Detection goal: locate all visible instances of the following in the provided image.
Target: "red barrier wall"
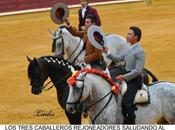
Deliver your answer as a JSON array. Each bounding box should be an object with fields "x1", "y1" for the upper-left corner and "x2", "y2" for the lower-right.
[{"x1": 0, "y1": 0, "x2": 117, "y2": 13}]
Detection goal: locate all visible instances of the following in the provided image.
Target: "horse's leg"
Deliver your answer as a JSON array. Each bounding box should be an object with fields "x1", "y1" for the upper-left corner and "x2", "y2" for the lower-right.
[
  {"x1": 163, "y1": 111, "x2": 175, "y2": 124},
  {"x1": 157, "y1": 117, "x2": 169, "y2": 124},
  {"x1": 65, "y1": 111, "x2": 82, "y2": 124}
]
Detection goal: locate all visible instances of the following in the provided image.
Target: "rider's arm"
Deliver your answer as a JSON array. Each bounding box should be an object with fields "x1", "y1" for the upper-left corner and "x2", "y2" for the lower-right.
[
  {"x1": 84, "y1": 48, "x2": 102, "y2": 64},
  {"x1": 65, "y1": 18, "x2": 84, "y2": 38},
  {"x1": 67, "y1": 25, "x2": 84, "y2": 38},
  {"x1": 106, "y1": 51, "x2": 125, "y2": 62},
  {"x1": 124, "y1": 49, "x2": 145, "y2": 81}
]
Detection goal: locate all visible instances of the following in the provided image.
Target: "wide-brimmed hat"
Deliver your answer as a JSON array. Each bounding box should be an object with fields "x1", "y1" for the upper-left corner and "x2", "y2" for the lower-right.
[
  {"x1": 50, "y1": 2, "x2": 69, "y2": 24},
  {"x1": 87, "y1": 25, "x2": 107, "y2": 49}
]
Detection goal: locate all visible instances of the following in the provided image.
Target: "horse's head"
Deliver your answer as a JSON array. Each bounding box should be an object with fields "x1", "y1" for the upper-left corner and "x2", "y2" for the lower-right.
[
  {"x1": 49, "y1": 26, "x2": 69, "y2": 57},
  {"x1": 66, "y1": 72, "x2": 89, "y2": 113},
  {"x1": 27, "y1": 56, "x2": 48, "y2": 95}
]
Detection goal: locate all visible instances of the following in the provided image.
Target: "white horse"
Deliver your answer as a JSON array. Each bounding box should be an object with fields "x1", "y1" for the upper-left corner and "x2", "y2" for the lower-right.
[
  {"x1": 66, "y1": 71, "x2": 175, "y2": 124},
  {"x1": 49, "y1": 26, "x2": 129, "y2": 66},
  {"x1": 49, "y1": 26, "x2": 159, "y2": 85}
]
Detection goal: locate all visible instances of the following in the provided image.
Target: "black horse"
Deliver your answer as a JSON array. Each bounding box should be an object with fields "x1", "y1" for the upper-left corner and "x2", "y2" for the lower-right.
[
  {"x1": 27, "y1": 55, "x2": 158, "y2": 124},
  {"x1": 27, "y1": 56, "x2": 82, "y2": 124}
]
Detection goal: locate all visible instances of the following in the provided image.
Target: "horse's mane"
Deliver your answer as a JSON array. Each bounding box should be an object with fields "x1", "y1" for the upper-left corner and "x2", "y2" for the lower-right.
[
  {"x1": 27, "y1": 56, "x2": 80, "y2": 80},
  {"x1": 40, "y1": 56, "x2": 80, "y2": 70},
  {"x1": 59, "y1": 25, "x2": 67, "y2": 29},
  {"x1": 27, "y1": 59, "x2": 37, "y2": 80}
]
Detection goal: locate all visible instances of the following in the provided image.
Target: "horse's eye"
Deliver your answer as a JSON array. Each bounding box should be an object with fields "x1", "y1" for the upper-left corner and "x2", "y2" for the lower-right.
[{"x1": 58, "y1": 42, "x2": 62, "y2": 46}]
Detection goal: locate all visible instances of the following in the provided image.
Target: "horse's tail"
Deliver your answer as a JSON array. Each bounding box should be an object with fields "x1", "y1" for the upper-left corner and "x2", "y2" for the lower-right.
[{"x1": 144, "y1": 68, "x2": 158, "y2": 82}]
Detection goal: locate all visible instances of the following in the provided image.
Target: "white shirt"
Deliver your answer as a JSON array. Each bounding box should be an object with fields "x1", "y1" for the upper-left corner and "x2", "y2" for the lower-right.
[
  {"x1": 130, "y1": 42, "x2": 139, "y2": 50},
  {"x1": 81, "y1": 6, "x2": 87, "y2": 18}
]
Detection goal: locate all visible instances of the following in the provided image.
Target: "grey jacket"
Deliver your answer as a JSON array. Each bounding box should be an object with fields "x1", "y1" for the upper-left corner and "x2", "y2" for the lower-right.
[{"x1": 107, "y1": 43, "x2": 145, "y2": 81}]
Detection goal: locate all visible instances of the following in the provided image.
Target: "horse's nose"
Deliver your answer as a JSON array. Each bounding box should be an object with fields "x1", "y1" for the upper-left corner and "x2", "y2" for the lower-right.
[
  {"x1": 31, "y1": 86, "x2": 42, "y2": 95},
  {"x1": 66, "y1": 104, "x2": 76, "y2": 113}
]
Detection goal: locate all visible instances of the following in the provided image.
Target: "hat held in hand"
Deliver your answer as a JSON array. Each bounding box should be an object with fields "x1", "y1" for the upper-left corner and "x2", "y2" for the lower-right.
[
  {"x1": 87, "y1": 25, "x2": 107, "y2": 49},
  {"x1": 50, "y1": 2, "x2": 69, "y2": 24}
]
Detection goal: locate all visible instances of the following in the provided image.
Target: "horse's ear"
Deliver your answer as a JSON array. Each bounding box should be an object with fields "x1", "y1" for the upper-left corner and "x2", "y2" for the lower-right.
[
  {"x1": 60, "y1": 29, "x2": 63, "y2": 34},
  {"x1": 76, "y1": 72, "x2": 86, "y2": 88},
  {"x1": 26, "y1": 56, "x2": 32, "y2": 62},
  {"x1": 48, "y1": 29, "x2": 55, "y2": 38},
  {"x1": 34, "y1": 57, "x2": 38, "y2": 65}
]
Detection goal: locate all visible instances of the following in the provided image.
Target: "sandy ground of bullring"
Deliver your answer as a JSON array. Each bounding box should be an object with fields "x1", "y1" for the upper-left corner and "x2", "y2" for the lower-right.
[{"x1": 0, "y1": 0, "x2": 175, "y2": 124}]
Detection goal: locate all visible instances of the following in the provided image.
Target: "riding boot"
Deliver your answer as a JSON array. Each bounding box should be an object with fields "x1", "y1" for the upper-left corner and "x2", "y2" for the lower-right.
[
  {"x1": 127, "y1": 106, "x2": 136, "y2": 124},
  {"x1": 123, "y1": 115, "x2": 135, "y2": 124},
  {"x1": 127, "y1": 118, "x2": 135, "y2": 124},
  {"x1": 123, "y1": 118, "x2": 128, "y2": 124},
  {"x1": 123, "y1": 105, "x2": 136, "y2": 124}
]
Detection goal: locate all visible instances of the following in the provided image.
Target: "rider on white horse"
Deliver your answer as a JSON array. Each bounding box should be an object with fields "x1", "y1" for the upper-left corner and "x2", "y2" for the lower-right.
[
  {"x1": 64, "y1": 14, "x2": 106, "y2": 70},
  {"x1": 104, "y1": 26, "x2": 145, "y2": 124}
]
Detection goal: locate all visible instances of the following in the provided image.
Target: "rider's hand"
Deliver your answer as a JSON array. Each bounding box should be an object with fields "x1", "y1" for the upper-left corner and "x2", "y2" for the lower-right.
[
  {"x1": 103, "y1": 47, "x2": 108, "y2": 54},
  {"x1": 64, "y1": 18, "x2": 70, "y2": 26},
  {"x1": 78, "y1": 59, "x2": 84, "y2": 64},
  {"x1": 116, "y1": 75, "x2": 125, "y2": 81},
  {"x1": 80, "y1": 26, "x2": 86, "y2": 31}
]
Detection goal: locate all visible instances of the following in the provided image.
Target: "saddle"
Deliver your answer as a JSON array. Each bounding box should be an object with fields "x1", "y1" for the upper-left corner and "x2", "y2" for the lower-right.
[{"x1": 119, "y1": 81, "x2": 150, "y2": 104}]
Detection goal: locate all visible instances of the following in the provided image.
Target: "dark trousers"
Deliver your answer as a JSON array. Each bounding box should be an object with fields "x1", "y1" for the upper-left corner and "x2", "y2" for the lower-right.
[
  {"x1": 90, "y1": 59, "x2": 106, "y2": 71},
  {"x1": 121, "y1": 75, "x2": 142, "y2": 124}
]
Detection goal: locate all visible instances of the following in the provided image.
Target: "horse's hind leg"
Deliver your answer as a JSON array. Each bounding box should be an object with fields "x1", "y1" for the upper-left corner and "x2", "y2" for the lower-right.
[
  {"x1": 157, "y1": 117, "x2": 169, "y2": 124},
  {"x1": 164, "y1": 112, "x2": 175, "y2": 124},
  {"x1": 65, "y1": 111, "x2": 82, "y2": 124}
]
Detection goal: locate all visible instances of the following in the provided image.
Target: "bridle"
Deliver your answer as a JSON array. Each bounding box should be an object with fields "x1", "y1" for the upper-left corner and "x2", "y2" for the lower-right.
[
  {"x1": 36, "y1": 58, "x2": 71, "y2": 92},
  {"x1": 50, "y1": 28, "x2": 83, "y2": 91},
  {"x1": 66, "y1": 73, "x2": 114, "y2": 124},
  {"x1": 66, "y1": 76, "x2": 86, "y2": 111},
  {"x1": 53, "y1": 33, "x2": 65, "y2": 58},
  {"x1": 54, "y1": 28, "x2": 84, "y2": 64},
  {"x1": 42, "y1": 72, "x2": 71, "y2": 91}
]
